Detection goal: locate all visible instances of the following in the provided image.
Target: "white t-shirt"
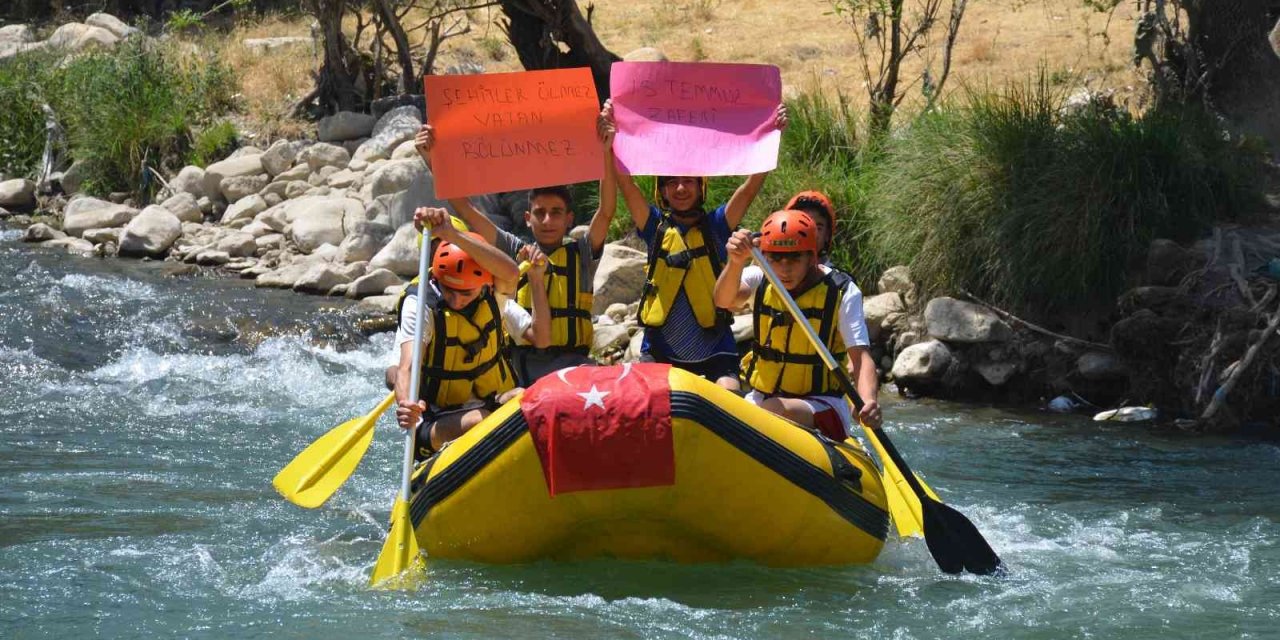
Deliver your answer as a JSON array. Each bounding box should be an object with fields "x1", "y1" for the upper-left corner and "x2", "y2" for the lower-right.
[
  {"x1": 740, "y1": 265, "x2": 870, "y2": 349},
  {"x1": 394, "y1": 287, "x2": 533, "y2": 351}
]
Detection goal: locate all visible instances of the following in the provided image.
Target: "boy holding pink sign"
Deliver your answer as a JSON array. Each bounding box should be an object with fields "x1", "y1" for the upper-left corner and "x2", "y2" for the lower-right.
[{"x1": 600, "y1": 98, "x2": 788, "y2": 390}]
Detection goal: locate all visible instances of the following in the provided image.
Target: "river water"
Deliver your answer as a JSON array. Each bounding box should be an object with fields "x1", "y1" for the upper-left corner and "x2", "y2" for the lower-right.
[{"x1": 2, "y1": 227, "x2": 1278, "y2": 639}]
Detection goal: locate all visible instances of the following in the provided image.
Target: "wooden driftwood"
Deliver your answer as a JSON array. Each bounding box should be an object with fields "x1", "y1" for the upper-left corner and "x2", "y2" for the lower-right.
[
  {"x1": 960, "y1": 291, "x2": 1113, "y2": 352},
  {"x1": 1199, "y1": 298, "x2": 1280, "y2": 424}
]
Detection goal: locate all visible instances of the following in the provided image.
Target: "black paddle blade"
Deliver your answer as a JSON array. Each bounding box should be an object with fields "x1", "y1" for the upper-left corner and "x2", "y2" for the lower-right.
[{"x1": 922, "y1": 499, "x2": 1005, "y2": 576}]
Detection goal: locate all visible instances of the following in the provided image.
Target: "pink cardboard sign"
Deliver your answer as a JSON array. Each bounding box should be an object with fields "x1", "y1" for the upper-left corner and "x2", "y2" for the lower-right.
[{"x1": 610, "y1": 61, "x2": 782, "y2": 176}]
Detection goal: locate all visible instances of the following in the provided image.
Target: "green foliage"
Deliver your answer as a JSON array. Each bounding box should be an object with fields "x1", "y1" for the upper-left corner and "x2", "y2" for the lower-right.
[
  {"x1": 166, "y1": 9, "x2": 206, "y2": 33},
  {"x1": 191, "y1": 121, "x2": 240, "y2": 167},
  {"x1": 0, "y1": 53, "x2": 57, "y2": 180},
  {"x1": 478, "y1": 36, "x2": 507, "y2": 62},
  {"x1": 862, "y1": 75, "x2": 1262, "y2": 315},
  {"x1": 0, "y1": 39, "x2": 236, "y2": 196}
]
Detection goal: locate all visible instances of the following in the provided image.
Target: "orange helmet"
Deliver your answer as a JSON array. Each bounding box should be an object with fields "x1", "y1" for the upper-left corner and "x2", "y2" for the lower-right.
[
  {"x1": 431, "y1": 232, "x2": 493, "y2": 290},
  {"x1": 785, "y1": 190, "x2": 836, "y2": 240},
  {"x1": 759, "y1": 210, "x2": 818, "y2": 257}
]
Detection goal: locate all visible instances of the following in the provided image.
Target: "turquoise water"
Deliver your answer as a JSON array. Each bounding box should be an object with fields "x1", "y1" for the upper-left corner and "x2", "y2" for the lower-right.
[{"x1": 2, "y1": 228, "x2": 1278, "y2": 638}]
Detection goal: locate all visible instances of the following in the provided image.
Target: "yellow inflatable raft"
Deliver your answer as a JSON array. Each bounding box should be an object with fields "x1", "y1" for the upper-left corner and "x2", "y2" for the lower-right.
[{"x1": 406, "y1": 363, "x2": 889, "y2": 566}]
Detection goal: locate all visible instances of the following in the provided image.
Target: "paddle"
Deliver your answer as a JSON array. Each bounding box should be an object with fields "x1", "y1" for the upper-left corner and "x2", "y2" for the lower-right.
[
  {"x1": 273, "y1": 392, "x2": 396, "y2": 509},
  {"x1": 749, "y1": 243, "x2": 1004, "y2": 576},
  {"x1": 369, "y1": 222, "x2": 433, "y2": 588}
]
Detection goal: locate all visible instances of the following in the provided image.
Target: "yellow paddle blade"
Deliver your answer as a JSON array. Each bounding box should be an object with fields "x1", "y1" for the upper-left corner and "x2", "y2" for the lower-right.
[
  {"x1": 273, "y1": 392, "x2": 396, "y2": 509},
  {"x1": 369, "y1": 496, "x2": 425, "y2": 589},
  {"x1": 863, "y1": 422, "x2": 940, "y2": 538}
]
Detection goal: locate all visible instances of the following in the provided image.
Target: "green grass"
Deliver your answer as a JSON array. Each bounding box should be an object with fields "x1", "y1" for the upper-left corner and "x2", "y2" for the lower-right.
[
  {"x1": 0, "y1": 52, "x2": 59, "y2": 180},
  {"x1": 862, "y1": 75, "x2": 1262, "y2": 315},
  {"x1": 0, "y1": 39, "x2": 236, "y2": 196}
]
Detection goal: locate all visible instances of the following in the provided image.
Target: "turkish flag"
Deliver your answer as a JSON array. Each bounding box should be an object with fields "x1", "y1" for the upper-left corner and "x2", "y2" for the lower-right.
[{"x1": 521, "y1": 363, "x2": 675, "y2": 496}]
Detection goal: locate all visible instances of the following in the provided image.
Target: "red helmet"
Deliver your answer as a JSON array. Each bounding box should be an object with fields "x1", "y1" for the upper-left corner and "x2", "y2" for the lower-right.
[
  {"x1": 785, "y1": 190, "x2": 836, "y2": 239},
  {"x1": 760, "y1": 210, "x2": 818, "y2": 257},
  {"x1": 431, "y1": 232, "x2": 493, "y2": 290}
]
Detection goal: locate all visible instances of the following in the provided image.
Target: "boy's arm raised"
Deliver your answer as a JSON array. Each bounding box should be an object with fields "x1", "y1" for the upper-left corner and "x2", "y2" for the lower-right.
[
  {"x1": 418, "y1": 207, "x2": 519, "y2": 286},
  {"x1": 724, "y1": 104, "x2": 788, "y2": 228},
  {"x1": 601, "y1": 100, "x2": 651, "y2": 231},
  {"x1": 587, "y1": 118, "x2": 619, "y2": 255}
]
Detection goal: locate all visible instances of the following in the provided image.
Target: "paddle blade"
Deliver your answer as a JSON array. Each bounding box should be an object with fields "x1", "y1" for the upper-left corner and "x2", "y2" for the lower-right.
[
  {"x1": 922, "y1": 499, "x2": 1005, "y2": 576},
  {"x1": 863, "y1": 422, "x2": 940, "y2": 538},
  {"x1": 273, "y1": 392, "x2": 395, "y2": 509},
  {"x1": 369, "y1": 496, "x2": 425, "y2": 588}
]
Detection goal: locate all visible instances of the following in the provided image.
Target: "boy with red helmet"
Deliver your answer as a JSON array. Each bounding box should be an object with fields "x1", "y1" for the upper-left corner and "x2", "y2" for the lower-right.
[
  {"x1": 713, "y1": 210, "x2": 881, "y2": 440},
  {"x1": 392, "y1": 207, "x2": 550, "y2": 459},
  {"x1": 600, "y1": 99, "x2": 788, "y2": 390}
]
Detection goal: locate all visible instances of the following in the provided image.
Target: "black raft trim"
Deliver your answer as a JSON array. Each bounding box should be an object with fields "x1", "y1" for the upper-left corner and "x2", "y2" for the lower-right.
[
  {"x1": 669, "y1": 392, "x2": 889, "y2": 542},
  {"x1": 406, "y1": 393, "x2": 889, "y2": 542}
]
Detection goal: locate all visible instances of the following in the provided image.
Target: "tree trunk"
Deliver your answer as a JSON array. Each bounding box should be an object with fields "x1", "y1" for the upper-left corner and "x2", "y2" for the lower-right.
[
  {"x1": 299, "y1": 0, "x2": 365, "y2": 116},
  {"x1": 372, "y1": 0, "x2": 416, "y2": 94},
  {"x1": 499, "y1": 0, "x2": 620, "y2": 101}
]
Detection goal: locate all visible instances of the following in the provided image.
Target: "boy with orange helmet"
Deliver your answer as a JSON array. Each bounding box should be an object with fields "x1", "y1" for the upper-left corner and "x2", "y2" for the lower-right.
[
  {"x1": 785, "y1": 190, "x2": 837, "y2": 263},
  {"x1": 713, "y1": 209, "x2": 881, "y2": 440},
  {"x1": 600, "y1": 99, "x2": 788, "y2": 390},
  {"x1": 392, "y1": 207, "x2": 550, "y2": 459}
]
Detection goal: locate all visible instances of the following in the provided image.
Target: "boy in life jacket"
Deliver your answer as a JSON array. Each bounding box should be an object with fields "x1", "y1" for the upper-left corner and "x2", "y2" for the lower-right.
[
  {"x1": 712, "y1": 210, "x2": 882, "y2": 440},
  {"x1": 600, "y1": 100, "x2": 788, "y2": 390},
  {"x1": 411, "y1": 121, "x2": 616, "y2": 385},
  {"x1": 785, "y1": 190, "x2": 837, "y2": 265},
  {"x1": 393, "y1": 207, "x2": 551, "y2": 459}
]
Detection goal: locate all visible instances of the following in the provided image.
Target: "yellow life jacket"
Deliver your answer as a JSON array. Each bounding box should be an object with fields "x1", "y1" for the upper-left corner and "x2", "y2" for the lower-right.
[
  {"x1": 743, "y1": 270, "x2": 853, "y2": 397},
  {"x1": 396, "y1": 280, "x2": 515, "y2": 410},
  {"x1": 638, "y1": 214, "x2": 727, "y2": 330},
  {"x1": 514, "y1": 240, "x2": 593, "y2": 353}
]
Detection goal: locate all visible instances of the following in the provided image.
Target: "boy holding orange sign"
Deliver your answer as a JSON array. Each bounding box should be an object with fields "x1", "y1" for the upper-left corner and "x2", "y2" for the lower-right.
[{"x1": 414, "y1": 118, "x2": 617, "y2": 386}]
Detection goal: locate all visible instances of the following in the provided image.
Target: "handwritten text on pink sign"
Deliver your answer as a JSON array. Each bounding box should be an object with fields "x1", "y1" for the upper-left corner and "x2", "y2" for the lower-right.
[{"x1": 610, "y1": 62, "x2": 782, "y2": 176}]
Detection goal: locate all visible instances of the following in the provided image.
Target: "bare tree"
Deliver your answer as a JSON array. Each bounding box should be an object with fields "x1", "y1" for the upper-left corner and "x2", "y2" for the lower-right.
[
  {"x1": 829, "y1": 0, "x2": 969, "y2": 136},
  {"x1": 497, "y1": 0, "x2": 620, "y2": 101}
]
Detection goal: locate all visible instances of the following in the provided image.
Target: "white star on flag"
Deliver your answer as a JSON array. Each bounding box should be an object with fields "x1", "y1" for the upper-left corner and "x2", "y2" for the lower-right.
[{"x1": 577, "y1": 384, "x2": 610, "y2": 411}]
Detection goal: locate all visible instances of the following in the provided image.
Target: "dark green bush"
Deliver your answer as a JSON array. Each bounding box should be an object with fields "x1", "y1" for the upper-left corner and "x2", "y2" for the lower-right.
[
  {"x1": 190, "y1": 121, "x2": 240, "y2": 167},
  {"x1": 0, "y1": 53, "x2": 57, "y2": 179}
]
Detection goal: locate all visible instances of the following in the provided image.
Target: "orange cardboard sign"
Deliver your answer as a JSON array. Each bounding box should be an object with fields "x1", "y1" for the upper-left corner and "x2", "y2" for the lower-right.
[{"x1": 425, "y1": 68, "x2": 603, "y2": 199}]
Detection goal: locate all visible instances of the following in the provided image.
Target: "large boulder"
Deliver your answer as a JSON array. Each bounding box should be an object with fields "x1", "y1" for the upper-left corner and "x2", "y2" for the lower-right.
[
  {"x1": 352, "y1": 106, "x2": 422, "y2": 163},
  {"x1": 159, "y1": 192, "x2": 202, "y2": 223},
  {"x1": 260, "y1": 139, "x2": 304, "y2": 177},
  {"x1": 60, "y1": 160, "x2": 86, "y2": 195},
  {"x1": 203, "y1": 155, "x2": 265, "y2": 203},
  {"x1": 215, "y1": 231, "x2": 257, "y2": 258},
  {"x1": 346, "y1": 268, "x2": 402, "y2": 299},
  {"x1": 591, "y1": 243, "x2": 648, "y2": 314},
  {"x1": 169, "y1": 165, "x2": 205, "y2": 199},
  {"x1": 1145, "y1": 238, "x2": 1195, "y2": 286},
  {"x1": 877, "y1": 265, "x2": 917, "y2": 304},
  {"x1": 891, "y1": 339, "x2": 953, "y2": 386},
  {"x1": 220, "y1": 174, "x2": 269, "y2": 204},
  {"x1": 47, "y1": 23, "x2": 119, "y2": 52},
  {"x1": 1077, "y1": 351, "x2": 1127, "y2": 381},
  {"x1": 369, "y1": 158, "x2": 427, "y2": 200},
  {"x1": 0, "y1": 25, "x2": 36, "y2": 46},
  {"x1": 924, "y1": 297, "x2": 1012, "y2": 343},
  {"x1": 0, "y1": 179, "x2": 36, "y2": 209},
  {"x1": 118, "y1": 205, "x2": 182, "y2": 257},
  {"x1": 318, "y1": 111, "x2": 378, "y2": 142},
  {"x1": 285, "y1": 196, "x2": 360, "y2": 253},
  {"x1": 293, "y1": 263, "x2": 353, "y2": 294},
  {"x1": 221, "y1": 194, "x2": 268, "y2": 224},
  {"x1": 863, "y1": 292, "x2": 906, "y2": 342},
  {"x1": 255, "y1": 261, "x2": 315, "y2": 289},
  {"x1": 300, "y1": 143, "x2": 350, "y2": 172},
  {"x1": 23, "y1": 223, "x2": 65, "y2": 243},
  {"x1": 63, "y1": 197, "x2": 137, "y2": 237},
  {"x1": 85, "y1": 13, "x2": 139, "y2": 39},
  {"x1": 368, "y1": 223, "x2": 420, "y2": 277},
  {"x1": 337, "y1": 222, "x2": 391, "y2": 263}
]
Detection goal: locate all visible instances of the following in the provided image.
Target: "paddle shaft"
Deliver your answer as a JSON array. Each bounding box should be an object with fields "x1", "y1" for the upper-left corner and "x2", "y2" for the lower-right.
[
  {"x1": 747, "y1": 246, "x2": 932, "y2": 502},
  {"x1": 400, "y1": 223, "x2": 433, "y2": 502}
]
